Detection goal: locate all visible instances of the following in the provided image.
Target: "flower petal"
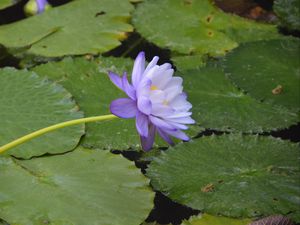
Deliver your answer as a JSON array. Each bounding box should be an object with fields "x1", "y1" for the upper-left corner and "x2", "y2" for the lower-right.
[
  {"x1": 132, "y1": 52, "x2": 145, "y2": 88},
  {"x1": 152, "y1": 68, "x2": 174, "y2": 90},
  {"x1": 166, "y1": 121, "x2": 189, "y2": 130},
  {"x1": 164, "y1": 129, "x2": 190, "y2": 141},
  {"x1": 108, "y1": 71, "x2": 123, "y2": 90},
  {"x1": 110, "y1": 98, "x2": 137, "y2": 118},
  {"x1": 169, "y1": 93, "x2": 192, "y2": 111},
  {"x1": 36, "y1": 0, "x2": 48, "y2": 13},
  {"x1": 122, "y1": 72, "x2": 136, "y2": 100},
  {"x1": 149, "y1": 90, "x2": 166, "y2": 104},
  {"x1": 164, "y1": 77, "x2": 183, "y2": 101},
  {"x1": 137, "y1": 78, "x2": 151, "y2": 97},
  {"x1": 137, "y1": 96, "x2": 152, "y2": 115},
  {"x1": 144, "y1": 56, "x2": 159, "y2": 75},
  {"x1": 151, "y1": 104, "x2": 174, "y2": 117},
  {"x1": 157, "y1": 128, "x2": 174, "y2": 145},
  {"x1": 164, "y1": 111, "x2": 192, "y2": 119},
  {"x1": 166, "y1": 116, "x2": 195, "y2": 124},
  {"x1": 140, "y1": 124, "x2": 156, "y2": 151},
  {"x1": 136, "y1": 111, "x2": 149, "y2": 137},
  {"x1": 149, "y1": 115, "x2": 175, "y2": 131}
]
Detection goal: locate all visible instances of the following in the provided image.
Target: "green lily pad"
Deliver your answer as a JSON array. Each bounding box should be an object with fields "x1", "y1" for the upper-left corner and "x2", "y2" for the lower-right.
[
  {"x1": 274, "y1": 0, "x2": 300, "y2": 31},
  {"x1": 0, "y1": 0, "x2": 133, "y2": 57},
  {"x1": 172, "y1": 55, "x2": 206, "y2": 72},
  {"x1": 33, "y1": 57, "x2": 179, "y2": 150},
  {"x1": 178, "y1": 65, "x2": 298, "y2": 132},
  {"x1": 0, "y1": 0, "x2": 18, "y2": 10},
  {"x1": 181, "y1": 214, "x2": 251, "y2": 225},
  {"x1": 147, "y1": 135, "x2": 300, "y2": 221},
  {"x1": 133, "y1": 0, "x2": 280, "y2": 56},
  {"x1": 0, "y1": 147, "x2": 154, "y2": 225},
  {"x1": 223, "y1": 39, "x2": 300, "y2": 112},
  {"x1": 0, "y1": 68, "x2": 84, "y2": 159},
  {"x1": 0, "y1": 0, "x2": 11, "y2": 9}
]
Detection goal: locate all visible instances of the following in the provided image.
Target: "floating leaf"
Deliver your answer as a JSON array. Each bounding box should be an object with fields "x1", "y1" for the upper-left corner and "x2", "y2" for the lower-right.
[
  {"x1": 0, "y1": 0, "x2": 17, "y2": 10},
  {"x1": 0, "y1": 147, "x2": 154, "y2": 225},
  {"x1": 147, "y1": 135, "x2": 300, "y2": 221},
  {"x1": 177, "y1": 65, "x2": 298, "y2": 132},
  {"x1": 32, "y1": 57, "x2": 174, "y2": 150},
  {"x1": 0, "y1": 68, "x2": 84, "y2": 158},
  {"x1": 181, "y1": 214, "x2": 251, "y2": 225},
  {"x1": 0, "y1": 0, "x2": 133, "y2": 57},
  {"x1": 133, "y1": 0, "x2": 280, "y2": 56},
  {"x1": 223, "y1": 39, "x2": 300, "y2": 112},
  {"x1": 172, "y1": 55, "x2": 206, "y2": 72},
  {"x1": 274, "y1": 0, "x2": 300, "y2": 31}
]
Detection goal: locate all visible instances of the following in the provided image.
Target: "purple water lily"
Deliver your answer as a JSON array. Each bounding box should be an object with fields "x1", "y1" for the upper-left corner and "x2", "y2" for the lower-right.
[
  {"x1": 108, "y1": 52, "x2": 195, "y2": 151},
  {"x1": 36, "y1": 0, "x2": 48, "y2": 13}
]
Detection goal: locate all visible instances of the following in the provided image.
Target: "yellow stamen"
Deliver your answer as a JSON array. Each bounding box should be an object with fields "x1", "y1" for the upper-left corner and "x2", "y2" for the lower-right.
[
  {"x1": 163, "y1": 100, "x2": 169, "y2": 105},
  {"x1": 150, "y1": 85, "x2": 158, "y2": 90}
]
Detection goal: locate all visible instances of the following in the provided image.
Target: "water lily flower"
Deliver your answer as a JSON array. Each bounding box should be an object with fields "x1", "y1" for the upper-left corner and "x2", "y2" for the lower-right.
[
  {"x1": 24, "y1": 0, "x2": 51, "y2": 16},
  {"x1": 108, "y1": 52, "x2": 195, "y2": 151},
  {"x1": 36, "y1": 0, "x2": 49, "y2": 13}
]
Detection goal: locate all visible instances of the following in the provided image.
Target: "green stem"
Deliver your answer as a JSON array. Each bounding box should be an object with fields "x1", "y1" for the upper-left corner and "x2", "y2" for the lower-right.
[{"x1": 0, "y1": 114, "x2": 118, "y2": 154}]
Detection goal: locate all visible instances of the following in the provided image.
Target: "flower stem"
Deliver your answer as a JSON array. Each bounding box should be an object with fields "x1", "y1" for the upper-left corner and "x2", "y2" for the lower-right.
[{"x1": 0, "y1": 114, "x2": 118, "y2": 154}]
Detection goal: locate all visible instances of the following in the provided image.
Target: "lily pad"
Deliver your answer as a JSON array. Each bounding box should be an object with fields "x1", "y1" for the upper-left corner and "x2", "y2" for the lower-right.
[
  {"x1": 172, "y1": 55, "x2": 206, "y2": 72},
  {"x1": 33, "y1": 57, "x2": 175, "y2": 150},
  {"x1": 274, "y1": 0, "x2": 300, "y2": 31},
  {"x1": 133, "y1": 0, "x2": 280, "y2": 56},
  {"x1": 0, "y1": 0, "x2": 18, "y2": 10},
  {"x1": 0, "y1": 68, "x2": 84, "y2": 158},
  {"x1": 223, "y1": 39, "x2": 300, "y2": 112},
  {"x1": 0, "y1": 0, "x2": 133, "y2": 57},
  {"x1": 147, "y1": 135, "x2": 300, "y2": 221},
  {"x1": 0, "y1": 147, "x2": 154, "y2": 225},
  {"x1": 178, "y1": 65, "x2": 298, "y2": 132},
  {"x1": 181, "y1": 214, "x2": 251, "y2": 225}
]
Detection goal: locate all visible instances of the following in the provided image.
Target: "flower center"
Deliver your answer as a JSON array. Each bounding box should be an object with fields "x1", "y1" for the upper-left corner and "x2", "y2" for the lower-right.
[{"x1": 150, "y1": 85, "x2": 158, "y2": 91}]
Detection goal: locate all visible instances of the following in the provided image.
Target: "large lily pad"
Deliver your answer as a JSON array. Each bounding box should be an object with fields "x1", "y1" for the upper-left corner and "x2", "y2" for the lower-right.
[
  {"x1": 0, "y1": 0, "x2": 133, "y2": 57},
  {"x1": 0, "y1": 0, "x2": 15, "y2": 10},
  {"x1": 274, "y1": 0, "x2": 300, "y2": 31},
  {"x1": 181, "y1": 214, "x2": 251, "y2": 225},
  {"x1": 177, "y1": 65, "x2": 298, "y2": 132},
  {"x1": 32, "y1": 57, "x2": 172, "y2": 150},
  {"x1": 0, "y1": 148, "x2": 154, "y2": 225},
  {"x1": 223, "y1": 39, "x2": 300, "y2": 112},
  {"x1": 133, "y1": 0, "x2": 280, "y2": 56},
  {"x1": 0, "y1": 68, "x2": 84, "y2": 158},
  {"x1": 147, "y1": 135, "x2": 300, "y2": 221}
]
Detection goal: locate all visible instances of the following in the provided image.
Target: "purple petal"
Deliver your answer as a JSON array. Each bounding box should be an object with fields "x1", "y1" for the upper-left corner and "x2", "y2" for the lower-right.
[
  {"x1": 137, "y1": 77, "x2": 151, "y2": 97},
  {"x1": 108, "y1": 71, "x2": 123, "y2": 90},
  {"x1": 164, "y1": 112, "x2": 192, "y2": 119},
  {"x1": 110, "y1": 98, "x2": 137, "y2": 118},
  {"x1": 166, "y1": 116, "x2": 195, "y2": 124},
  {"x1": 136, "y1": 111, "x2": 149, "y2": 137},
  {"x1": 166, "y1": 121, "x2": 188, "y2": 130},
  {"x1": 144, "y1": 56, "x2": 159, "y2": 74},
  {"x1": 151, "y1": 104, "x2": 175, "y2": 117},
  {"x1": 132, "y1": 52, "x2": 145, "y2": 88},
  {"x1": 140, "y1": 124, "x2": 156, "y2": 151},
  {"x1": 157, "y1": 128, "x2": 174, "y2": 145},
  {"x1": 36, "y1": 0, "x2": 48, "y2": 13},
  {"x1": 137, "y1": 96, "x2": 152, "y2": 115},
  {"x1": 122, "y1": 72, "x2": 136, "y2": 100},
  {"x1": 149, "y1": 116, "x2": 175, "y2": 131},
  {"x1": 164, "y1": 129, "x2": 189, "y2": 141}
]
